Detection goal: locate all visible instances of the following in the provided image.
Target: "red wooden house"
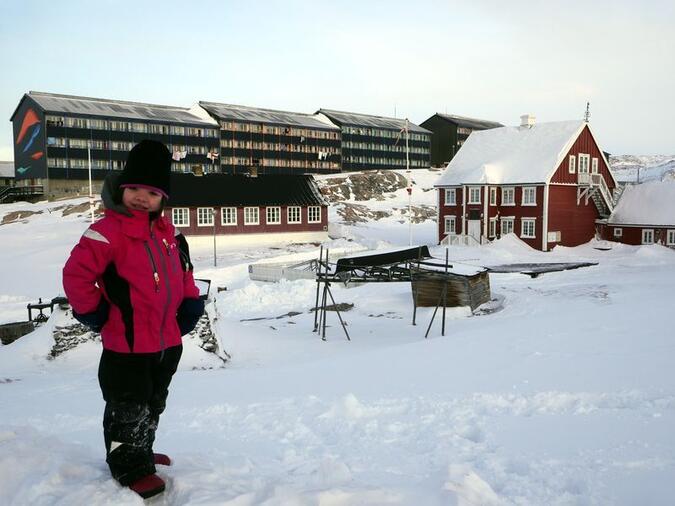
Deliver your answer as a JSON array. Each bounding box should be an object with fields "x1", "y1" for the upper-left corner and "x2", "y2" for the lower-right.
[
  {"x1": 434, "y1": 115, "x2": 619, "y2": 251},
  {"x1": 598, "y1": 181, "x2": 675, "y2": 247},
  {"x1": 164, "y1": 173, "x2": 328, "y2": 244}
]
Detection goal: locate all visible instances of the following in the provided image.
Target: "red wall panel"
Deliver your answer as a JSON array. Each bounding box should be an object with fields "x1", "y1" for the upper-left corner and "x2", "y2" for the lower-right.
[{"x1": 547, "y1": 186, "x2": 599, "y2": 248}]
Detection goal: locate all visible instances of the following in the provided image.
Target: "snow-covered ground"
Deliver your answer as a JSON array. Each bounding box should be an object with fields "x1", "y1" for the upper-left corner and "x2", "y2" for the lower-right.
[{"x1": 2, "y1": 169, "x2": 675, "y2": 505}]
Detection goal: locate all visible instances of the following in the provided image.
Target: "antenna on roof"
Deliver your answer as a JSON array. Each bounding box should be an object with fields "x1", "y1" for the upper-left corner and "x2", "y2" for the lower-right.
[{"x1": 584, "y1": 102, "x2": 590, "y2": 123}]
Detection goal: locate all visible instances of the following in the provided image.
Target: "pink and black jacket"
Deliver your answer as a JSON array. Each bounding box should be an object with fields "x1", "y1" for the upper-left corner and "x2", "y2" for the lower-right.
[{"x1": 63, "y1": 175, "x2": 203, "y2": 354}]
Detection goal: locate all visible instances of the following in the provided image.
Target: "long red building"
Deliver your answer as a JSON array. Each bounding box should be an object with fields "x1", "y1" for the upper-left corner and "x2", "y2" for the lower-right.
[{"x1": 434, "y1": 115, "x2": 619, "y2": 251}]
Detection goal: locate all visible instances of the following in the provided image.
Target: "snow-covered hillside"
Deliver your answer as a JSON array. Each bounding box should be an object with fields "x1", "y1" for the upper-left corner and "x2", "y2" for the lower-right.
[
  {"x1": 609, "y1": 155, "x2": 675, "y2": 183},
  {"x1": 1, "y1": 169, "x2": 675, "y2": 505}
]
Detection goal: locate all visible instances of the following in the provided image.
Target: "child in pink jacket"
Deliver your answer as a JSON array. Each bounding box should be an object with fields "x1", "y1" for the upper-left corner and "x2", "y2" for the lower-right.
[{"x1": 63, "y1": 140, "x2": 204, "y2": 499}]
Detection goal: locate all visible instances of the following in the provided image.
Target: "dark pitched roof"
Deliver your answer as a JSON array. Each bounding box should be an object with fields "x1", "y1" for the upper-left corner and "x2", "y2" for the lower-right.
[
  {"x1": 318, "y1": 109, "x2": 431, "y2": 134},
  {"x1": 11, "y1": 91, "x2": 218, "y2": 126},
  {"x1": 168, "y1": 173, "x2": 327, "y2": 207},
  {"x1": 432, "y1": 113, "x2": 503, "y2": 130},
  {"x1": 199, "y1": 101, "x2": 339, "y2": 130}
]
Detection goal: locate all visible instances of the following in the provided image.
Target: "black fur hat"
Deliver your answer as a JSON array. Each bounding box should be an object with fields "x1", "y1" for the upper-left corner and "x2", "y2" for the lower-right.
[{"x1": 119, "y1": 140, "x2": 172, "y2": 198}]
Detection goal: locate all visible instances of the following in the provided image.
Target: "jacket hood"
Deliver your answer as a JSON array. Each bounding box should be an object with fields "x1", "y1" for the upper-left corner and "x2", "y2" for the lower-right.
[{"x1": 101, "y1": 173, "x2": 132, "y2": 216}]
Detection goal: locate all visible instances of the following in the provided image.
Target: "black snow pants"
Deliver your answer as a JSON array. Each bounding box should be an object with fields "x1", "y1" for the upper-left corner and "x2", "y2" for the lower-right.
[{"x1": 98, "y1": 344, "x2": 182, "y2": 485}]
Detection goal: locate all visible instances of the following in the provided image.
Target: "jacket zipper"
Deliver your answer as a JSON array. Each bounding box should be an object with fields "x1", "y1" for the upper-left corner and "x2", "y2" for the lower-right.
[
  {"x1": 152, "y1": 233, "x2": 172, "y2": 357},
  {"x1": 143, "y1": 242, "x2": 160, "y2": 292}
]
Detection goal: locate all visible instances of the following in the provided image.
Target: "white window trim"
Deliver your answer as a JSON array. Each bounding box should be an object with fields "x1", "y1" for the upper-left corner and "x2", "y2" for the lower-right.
[
  {"x1": 642, "y1": 229, "x2": 654, "y2": 245},
  {"x1": 244, "y1": 207, "x2": 260, "y2": 225},
  {"x1": 444, "y1": 188, "x2": 456, "y2": 206},
  {"x1": 667, "y1": 230, "x2": 675, "y2": 245},
  {"x1": 521, "y1": 187, "x2": 537, "y2": 206},
  {"x1": 468, "y1": 186, "x2": 481, "y2": 204},
  {"x1": 220, "y1": 207, "x2": 237, "y2": 226},
  {"x1": 266, "y1": 206, "x2": 281, "y2": 225},
  {"x1": 197, "y1": 207, "x2": 214, "y2": 227},
  {"x1": 444, "y1": 215, "x2": 456, "y2": 235},
  {"x1": 569, "y1": 155, "x2": 576, "y2": 174},
  {"x1": 171, "y1": 208, "x2": 190, "y2": 227},
  {"x1": 308, "y1": 206, "x2": 321, "y2": 224},
  {"x1": 578, "y1": 154, "x2": 590, "y2": 174},
  {"x1": 489, "y1": 217, "x2": 497, "y2": 238},
  {"x1": 500, "y1": 216, "x2": 515, "y2": 235},
  {"x1": 520, "y1": 218, "x2": 537, "y2": 239},
  {"x1": 613, "y1": 227, "x2": 623, "y2": 238},
  {"x1": 287, "y1": 206, "x2": 302, "y2": 224},
  {"x1": 501, "y1": 187, "x2": 515, "y2": 206},
  {"x1": 591, "y1": 157, "x2": 599, "y2": 174},
  {"x1": 489, "y1": 187, "x2": 497, "y2": 206}
]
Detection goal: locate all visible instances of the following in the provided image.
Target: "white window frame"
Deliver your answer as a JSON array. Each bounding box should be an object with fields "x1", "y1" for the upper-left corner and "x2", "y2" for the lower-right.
[
  {"x1": 220, "y1": 207, "x2": 237, "y2": 226},
  {"x1": 521, "y1": 218, "x2": 536, "y2": 239},
  {"x1": 578, "y1": 154, "x2": 590, "y2": 174},
  {"x1": 266, "y1": 206, "x2": 281, "y2": 225},
  {"x1": 642, "y1": 229, "x2": 654, "y2": 245},
  {"x1": 444, "y1": 215, "x2": 456, "y2": 235},
  {"x1": 569, "y1": 155, "x2": 576, "y2": 174},
  {"x1": 197, "y1": 207, "x2": 214, "y2": 227},
  {"x1": 489, "y1": 187, "x2": 497, "y2": 206},
  {"x1": 444, "y1": 188, "x2": 456, "y2": 206},
  {"x1": 171, "y1": 208, "x2": 189, "y2": 227},
  {"x1": 667, "y1": 230, "x2": 675, "y2": 245},
  {"x1": 613, "y1": 227, "x2": 623, "y2": 238},
  {"x1": 501, "y1": 217, "x2": 515, "y2": 235},
  {"x1": 591, "y1": 157, "x2": 599, "y2": 174},
  {"x1": 308, "y1": 206, "x2": 321, "y2": 223},
  {"x1": 287, "y1": 206, "x2": 302, "y2": 224},
  {"x1": 489, "y1": 217, "x2": 497, "y2": 238},
  {"x1": 244, "y1": 207, "x2": 260, "y2": 225},
  {"x1": 501, "y1": 187, "x2": 515, "y2": 206},
  {"x1": 522, "y1": 187, "x2": 537, "y2": 206},
  {"x1": 468, "y1": 186, "x2": 481, "y2": 204}
]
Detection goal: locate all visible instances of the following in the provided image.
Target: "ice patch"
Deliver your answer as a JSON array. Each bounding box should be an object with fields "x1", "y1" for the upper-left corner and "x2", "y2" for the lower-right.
[{"x1": 444, "y1": 464, "x2": 501, "y2": 506}]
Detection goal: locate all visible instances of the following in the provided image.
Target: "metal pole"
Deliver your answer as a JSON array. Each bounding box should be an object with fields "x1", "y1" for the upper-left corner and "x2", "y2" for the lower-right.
[
  {"x1": 406, "y1": 118, "x2": 412, "y2": 246},
  {"x1": 325, "y1": 283, "x2": 350, "y2": 341},
  {"x1": 313, "y1": 245, "x2": 323, "y2": 332},
  {"x1": 441, "y1": 248, "x2": 448, "y2": 336},
  {"x1": 88, "y1": 145, "x2": 94, "y2": 223},
  {"x1": 212, "y1": 209, "x2": 217, "y2": 267}
]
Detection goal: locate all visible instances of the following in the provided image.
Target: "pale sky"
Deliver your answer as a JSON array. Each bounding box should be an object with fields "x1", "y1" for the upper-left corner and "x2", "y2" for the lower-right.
[{"x1": 1, "y1": 0, "x2": 674, "y2": 161}]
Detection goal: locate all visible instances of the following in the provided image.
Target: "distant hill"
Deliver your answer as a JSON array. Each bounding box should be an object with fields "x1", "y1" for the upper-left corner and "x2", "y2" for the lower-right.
[{"x1": 609, "y1": 155, "x2": 675, "y2": 183}]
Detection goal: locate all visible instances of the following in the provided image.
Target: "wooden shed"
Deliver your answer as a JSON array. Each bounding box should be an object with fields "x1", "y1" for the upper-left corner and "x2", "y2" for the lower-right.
[{"x1": 411, "y1": 261, "x2": 490, "y2": 311}]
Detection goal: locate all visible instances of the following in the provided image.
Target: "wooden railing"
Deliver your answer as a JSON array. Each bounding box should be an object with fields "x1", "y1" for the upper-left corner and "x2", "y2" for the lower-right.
[{"x1": 441, "y1": 234, "x2": 484, "y2": 246}]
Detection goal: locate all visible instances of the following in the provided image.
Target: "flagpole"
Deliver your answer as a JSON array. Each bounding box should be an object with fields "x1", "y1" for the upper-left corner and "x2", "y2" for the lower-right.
[
  {"x1": 406, "y1": 118, "x2": 411, "y2": 246},
  {"x1": 88, "y1": 145, "x2": 94, "y2": 223}
]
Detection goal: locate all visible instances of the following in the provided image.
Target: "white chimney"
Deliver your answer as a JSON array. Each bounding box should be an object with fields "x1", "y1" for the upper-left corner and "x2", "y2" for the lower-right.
[{"x1": 520, "y1": 114, "x2": 536, "y2": 128}]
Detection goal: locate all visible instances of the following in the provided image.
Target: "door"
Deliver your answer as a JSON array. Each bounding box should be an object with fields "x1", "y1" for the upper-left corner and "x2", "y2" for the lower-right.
[{"x1": 468, "y1": 220, "x2": 481, "y2": 242}]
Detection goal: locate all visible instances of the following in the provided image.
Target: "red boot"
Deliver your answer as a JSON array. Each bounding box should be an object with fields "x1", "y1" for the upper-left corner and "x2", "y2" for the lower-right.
[
  {"x1": 153, "y1": 452, "x2": 172, "y2": 466},
  {"x1": 129, "y1": 474, "x2": 165, "y2": 499}
]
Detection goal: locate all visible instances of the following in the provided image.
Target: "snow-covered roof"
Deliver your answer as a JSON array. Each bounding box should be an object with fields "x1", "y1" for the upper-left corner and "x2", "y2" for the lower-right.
[
  {"x1": 318, "y1": 109, "x2": 431, "y2": 134},
  {"x1": 0, "y1": 161, "x2": 14, "y2": 178},
  {"x1": 607, "y1": 181, "x2": 675, "y2": 226},
  {"x1": 12, "y1": 91, "x2": 218, "y2": 127},
  {"x1": 435, "y1": 120, "x2": 586, "y2": 186},
  {"x1": 199, "y1": 101, "x2": 339, "y2": 130}
]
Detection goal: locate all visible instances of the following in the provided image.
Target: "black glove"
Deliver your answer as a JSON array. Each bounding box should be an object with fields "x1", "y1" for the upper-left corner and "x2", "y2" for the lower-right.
[
  {"x1": 72, "y1": 297, "x2": 110, "y2": 333},
  {"x1": 176, "y1": 298, "x2": 205, "y2": 336}
]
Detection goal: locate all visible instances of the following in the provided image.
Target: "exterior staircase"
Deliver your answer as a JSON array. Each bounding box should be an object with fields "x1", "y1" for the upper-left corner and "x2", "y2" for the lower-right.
[
  {"x1": 0, "y1": 185, "x2": 44, "y2": 204},
  {"x1": 577, "y1": 173, "x2": 616, "y2": 218}
]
